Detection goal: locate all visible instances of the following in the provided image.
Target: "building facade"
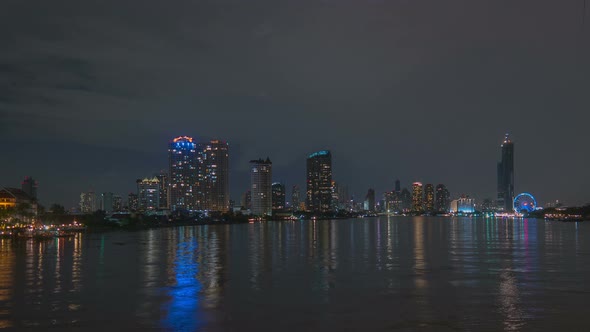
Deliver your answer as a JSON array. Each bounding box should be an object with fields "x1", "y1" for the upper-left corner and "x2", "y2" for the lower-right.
[
  {"x1": 137, "y1": 177, "x2": 160, "y2": 211},
  {"x1": 497, "y1": 134, "x2": 515, "y2": 212},
  {"x1": 250, "y1": 158, "x2": 272, "y2": 216},
  {"x1": 424, "y1": 184, "x2": 435, "y2": 213},
  {"x1": 291, "y1": 185, "x2": 300, "y2": 212},
  {"x1": 200, "y1": 140, "x2": 230, "y2": 212},
  {"x1": 271, "y1": 182, "x2": 286, "y2": 211},
  {"x1": 364, "y1": 188, "x2": 376, "y2": 212},
  {"x1": 101, "y1": 192, "x2": 114, "y2": 214},
  {"x1": 435, "y1": 184, "x2": 450, "y2": 213},
  {"x1": 168, "y1": 136, "x2": 199, "y2": 211},
  {"x1": 306, "y1": 150, "x2": 333, "y2": 213},
  {"x1": 412, "y1": 182, "x2": 423, "y2": 213},
  {"x1": 80, "y1": 191, "x2": 97, "y2": 213}
]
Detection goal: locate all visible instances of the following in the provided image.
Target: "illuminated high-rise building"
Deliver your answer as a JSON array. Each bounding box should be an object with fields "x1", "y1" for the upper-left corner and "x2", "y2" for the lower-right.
[
  {"x1": 127, "y1": 193, "x2": 139, "y2": 211},
  {"x1": 168, "y1": 136, "x2": 198, "y2": 211},
  {"x1": 79, "y1": 191, "x2": 96, "y2": 213},
  {"x1": 137, "y1": 177, "x2": 160, "y2": 211},
  {"x1": 412, "y1": 182, "x2": 423, "y2": 213},
  {"x1": 155, "y1": 171, "x2": 169, "y2": 210},
  {"x1": 271, "y1": 182, "x2": 285, "y2": 211},
  {"x1": 497, "y1": 134, "x2": 515, "y2": 212},
  {"x1": 200, "y1": 140, "x2": 230, "y2": 212},
  {"x1": 424, "y1": 184, "x2": 435, "y2": 213},
  {"x1": 250, "y1": 158, "x2": 272, "y2": 216},
  {"x1": 291, "y1": 185, "x2": 300, "y2": 212},
  {"x1": 435, "y1": 184, "x2": 450, "y2": 212},
  {"x1": 21, "y1": 176, "x2": 38, "y2": 200},
  {"x1": 306, "y1": 150, "x2": 332, "y2": 213}
]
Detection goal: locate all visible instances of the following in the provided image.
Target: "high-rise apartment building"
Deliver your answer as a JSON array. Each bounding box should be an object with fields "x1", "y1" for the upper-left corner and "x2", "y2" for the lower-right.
[
  {"x1": 412, "y1": 182, "x2": 423, "y2": 213},
  {"x1": 113, "y1": 195, "x2": 123, "y2": 212},
  {"x1": 21, "y1": 176, "x2": 38, "y2": 200},
  {"x1": 395, "y1": 179, "x2": 401, "y2": 193},
  {"x1": 306, "y1": 150, "x2": 332, "y2": 213},
  {"x1": 250, "y1": 158, "x2": 272, "y2": 216},
  {"x1": 155, "y1": 171, "x2": 169, "y2": 210},
  {"x1": 424, "y1": 184, "x2": 435, "y2": 213},
  {"x1": 128, "y1": 193, "x2": 139, "y2": 211},
  {"x1": 497, "y1": 134, "x2": 515, "y2": 212},
  {"x1": 169, "y1": 136, "x2": 198, "y2": 211},
  {"x1": 241, "y1": 190, "x2": 251, "y2": 210},
  {"x1": 137, "y1": 177, "x2": 160, "y2": 211},
  {"x1": 271, "y1": 182, "x2": 285, "y2": 211},
  {"x1": 79, "y1": 191, "x2": 96, "y2": 213},
  {"x1": 101, "y1": 192, "x2": 114, "y2": 214},
  {"x1": 435, "y1": 184, "x2": 450, "y2": 212},
  {"x1": 291, "y1": 185, "x2": 300, "y2": 212},
  {"x1": 200, "y1": 140, "x2": 230, "y2": 212},
  {"x1": 364, "y1": 188, "x2": 376, "y2": 212}
]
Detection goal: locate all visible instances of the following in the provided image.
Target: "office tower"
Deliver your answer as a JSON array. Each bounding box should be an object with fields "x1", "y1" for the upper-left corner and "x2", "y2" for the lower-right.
[
  {"x1": 250, "y1": 158, "x2": 272, "y2": 216},
  {"x1": 424, "y1": 184, "x2": 435, "y2": 213},
  {"x1": 113, "y1": 195, "x2": 123, "y2": 212},
  {"x1": 168, "y1": 136, "x2": 198, "y2": 211},
  {"x1": 200, "y1": 140, "x2": 230, "y2": 212},
  {"x1": 412, "y1": 182, "x2": 423, "y2": 213},
  {"x1": 21, "y1": 176, "x2": 38, "y2": 200},
  {"x1": 137, "y1": 177, "x2": 160, "y2": 211},
  {"x1": 100, "y1": 192, "x2": 114, "y2": 214},
  {"x1": 79, "y1": 191, "x2": 96, "y2": 213},
  {"x1": 271, "y1": 182, "x2": 286, "y2": 211},
  {"x1": 291, "y1": 185, "x2": 300, "y2": 212},
  {"x1": 330, "y1": 181, "x2": 340, "y2": 211},
  {"x1": 400, "y1": 188, "x2": 412, "y2": 212},
  {"x1": 395, "y1": 179, "x2": 401, "y2": 193},
  {"x1": 306, "y1": 150, "x2": 333, "y2": 213},
  {"x1": 241, "y1": 190, "x2": 251, "y2": 210},
  {"x1": 337, "y1": 184, "x2": 349, "y2": 210},
  {"x1": 435, "y1": 184, "x2": 450, "y2": 212},
  {"x1": 364, "y1": 188, "x2": 376, "y2": 212},
  {"x1": 497, "y1": 134, "x2": 515, "y2": 212},
  {"x1": 128, "y1": 193, "x2": 139, "y2": 212},
  {"x1": 155, "y1": 171, "x2": 169, "y2": 210}
]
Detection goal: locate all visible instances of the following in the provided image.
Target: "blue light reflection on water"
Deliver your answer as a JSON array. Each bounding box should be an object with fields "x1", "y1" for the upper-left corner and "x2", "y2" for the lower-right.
[{"x1": 162, "y1": 229, "x2": 203, "y2": 331}]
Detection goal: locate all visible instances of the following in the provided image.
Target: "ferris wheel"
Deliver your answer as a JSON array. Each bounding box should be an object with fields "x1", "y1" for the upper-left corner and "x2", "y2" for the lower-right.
[{"x1": 513, "y1": 193, "x2": 537, "y2": 214}]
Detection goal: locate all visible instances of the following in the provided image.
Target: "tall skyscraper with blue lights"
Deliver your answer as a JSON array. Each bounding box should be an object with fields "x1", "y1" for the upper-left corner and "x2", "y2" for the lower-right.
[
  {"x1": 169, "y1": 136, "x2": 198, "y2": 211},
  {"x1": 497, "y1": 134, "x2": 515, "y2": 212}
]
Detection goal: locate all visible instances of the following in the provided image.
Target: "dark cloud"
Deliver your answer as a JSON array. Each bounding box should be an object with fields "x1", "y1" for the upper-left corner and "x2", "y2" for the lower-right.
[{"x1": 1, "y1": 0, "x2": 589, "y2": 207}]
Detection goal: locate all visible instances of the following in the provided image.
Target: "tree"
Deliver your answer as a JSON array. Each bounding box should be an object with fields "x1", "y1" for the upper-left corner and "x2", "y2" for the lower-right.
[{"x1": 49, "y1": 204, "x2": 66, "y2": 215}]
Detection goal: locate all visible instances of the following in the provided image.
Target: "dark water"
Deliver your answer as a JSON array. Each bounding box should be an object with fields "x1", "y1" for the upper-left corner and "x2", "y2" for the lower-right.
[{"x1": 1, "y1": 217, "x2": 589, "y2": 331}]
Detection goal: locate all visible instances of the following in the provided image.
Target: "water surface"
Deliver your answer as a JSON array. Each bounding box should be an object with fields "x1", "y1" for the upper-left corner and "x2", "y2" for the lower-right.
[{"x1": 1, "y1": 217, "x2": 589, "y2": 331}]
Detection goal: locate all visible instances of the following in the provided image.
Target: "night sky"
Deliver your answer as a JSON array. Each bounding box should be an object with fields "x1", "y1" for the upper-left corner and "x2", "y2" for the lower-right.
[{"x1": 1, "y1": 0, "x2": 589, "y2": 208}]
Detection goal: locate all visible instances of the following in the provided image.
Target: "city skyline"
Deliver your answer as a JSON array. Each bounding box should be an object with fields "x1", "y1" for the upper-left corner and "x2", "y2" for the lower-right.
[{"x1": 2, "y1": 2, "x2": 589, "y2": 207}]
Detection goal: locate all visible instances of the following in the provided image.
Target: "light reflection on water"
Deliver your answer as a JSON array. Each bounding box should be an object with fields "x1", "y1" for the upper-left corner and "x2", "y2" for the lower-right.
[{"x1": 0, "y1": 218, "x2": 588, "y2": 331}]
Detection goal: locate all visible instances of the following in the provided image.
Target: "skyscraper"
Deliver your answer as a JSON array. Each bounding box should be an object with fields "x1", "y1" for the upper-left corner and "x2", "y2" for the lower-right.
[
  {"x1": 101, "y1": 192, "x2": 114, "y2": 214},
  {"x1": 79, "y1": 191, "x2": 96, "y2": 213},
  {"x1": 128, "y1": 193, "x2": 139, "y2": 211},
  {"x1": 21, "y1": 176, "x2": 38, "y2": 200},
  {"x1": 364, "y1": 188, "x2": 376, "y2": 212},
  {"x1": 113, "y1": 195, "x2": 123, "y2": 212},
  {"x1": 435, "y1": 184, "x2": 450, "y2": 213},
  {"x1": 137, "y1": 177, "x2": 160, "y2": 211},
  {"x1": 271, "y1": 182, "x2": 285, "y2": 211},
  {"x1": 155, "y1": 171, "x2": 169, "y2": 210},
  {"x1": 200, "y1": 140, "x2": 230, "y2": 212},
  {"x1": 395, "y1": 179, "x2": 401, "y2": 193},
  {"x1": 424, "y1": 184, "x2": 435, "y2": 213},
  {"x1": 169, "y1": 136, "x2": 198, "y2": 211},
  {"x1": 400, "y1": 188, "x2": 412, "y2": 212},
  {"x1": 241, "y1": 190, "x2": 251, "y2": 210},
  {"x1": 497, "y1": 134, "x2": 515, "y2": 212},
  {"x1": 291, "y1": 185, "x2": 300, "y2": 212},
  {"x1": 412, "y1": 182, "x2": 423, "y2": 213},
  {"x1": 306, "y1": 150, "x2": 332, "y2": 213},
  {"x1": 250, "y1": 158, "x2": 272, "y2": 216}
]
